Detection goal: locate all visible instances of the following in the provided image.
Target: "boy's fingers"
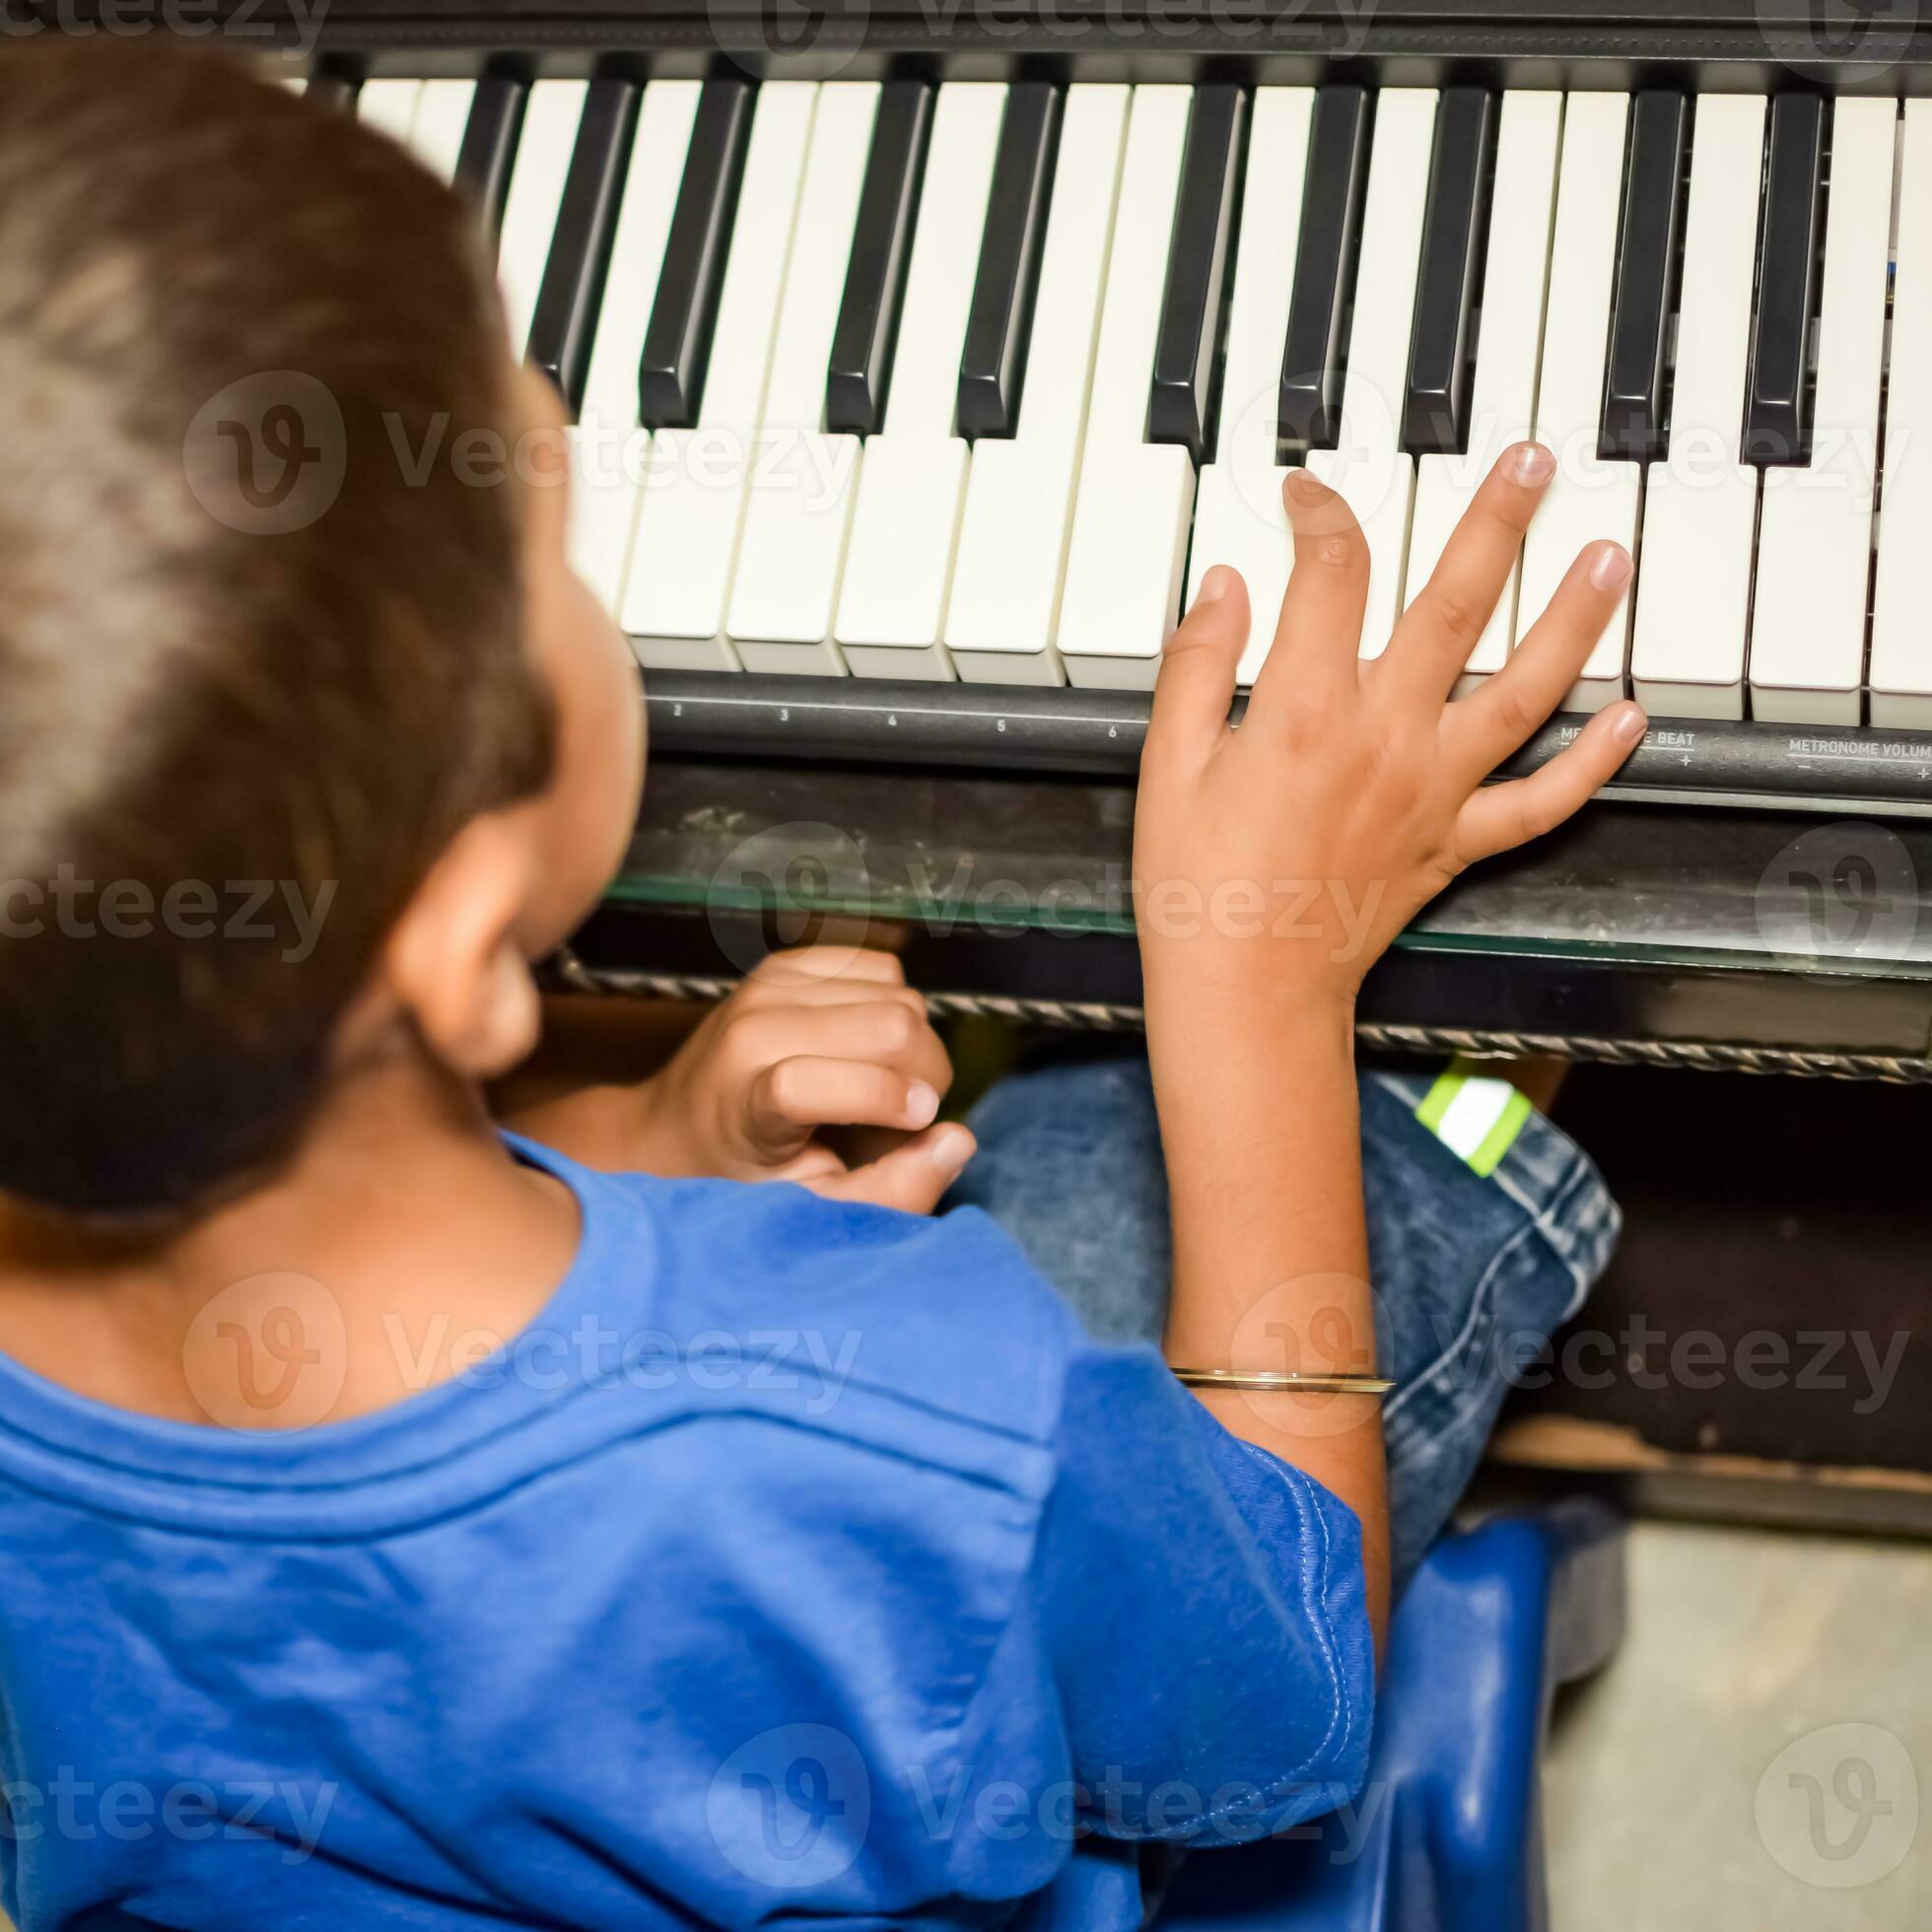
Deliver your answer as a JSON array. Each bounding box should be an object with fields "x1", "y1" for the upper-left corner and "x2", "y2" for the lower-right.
[
  {"x1": 1386, "y1": 443, "x2": 1552, "y2": 701},
  {"x1": 1248, "y1": 468, "x2": 1368, "y2": 716},
  {"x1": 1446, "y1": 539, "x2": 1633, "y2": 778},
  {"x1": 750, "y1": 945, "x2": 905, "y2": 990},
  {"x1": 1145, "y1": 565, "x2": 1250, "y2": 761},
  {"x1": 757, "y1": 979, "x2": 929, "y2": 1016},
  {"x1": 768, "y1": 1144, "x2": 849, "y2": 1186},
  {"x1": 1454, "y1": 702, "x2": 1647, "y2": 861},
  {"x1": 729, "y1": 1000, "x2": 952, "y2": 1098},
  {"x1": 803, "y1": 1124, "x2": 977, "y2": 1215},
  {"x1": 746, "y1": 1055, "x2": 943, "y2": 1154}
]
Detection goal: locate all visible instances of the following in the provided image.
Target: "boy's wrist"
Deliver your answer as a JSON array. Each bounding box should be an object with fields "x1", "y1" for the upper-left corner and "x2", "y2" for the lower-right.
[
  {"x1": 1143, "y1": 966, "x2": 1358, "y2": 1058},
  {"x1": 622, "y1": 1070, "x2": 692, "y2": 1171},
  {"x1": 1145, "y1": 981, "x2": 1358, "y2": 1219},
  {"x1": 501, "y1": 1074, "x2": 707, "y2": 1179}
]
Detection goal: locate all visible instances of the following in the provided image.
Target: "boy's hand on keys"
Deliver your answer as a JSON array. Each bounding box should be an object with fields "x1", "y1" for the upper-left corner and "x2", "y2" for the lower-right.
[
  {"x1": 1137, "y1": 446, "x2": 1640, "y2": 1641},
  {"x1": 1133, "y1": 446, "x2": 1645, "y2": 1022},
  {"x1": 636, "y1": 946, "x2": 974, "y2": 1210}
]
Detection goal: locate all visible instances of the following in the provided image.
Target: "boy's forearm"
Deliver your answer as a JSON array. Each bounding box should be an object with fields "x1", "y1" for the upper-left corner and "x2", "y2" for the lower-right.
[
  {"x1": 1156, "y1": 993, "x2": 1367, "y2": 1351},
  {"x1": 1153, "y1": 994, "x2": 1391, "y2": 1643}
]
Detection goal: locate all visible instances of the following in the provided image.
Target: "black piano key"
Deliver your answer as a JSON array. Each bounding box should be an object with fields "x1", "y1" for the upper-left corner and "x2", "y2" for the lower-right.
[
  {"x1": 640, "y1": 78, "x2": 754, "y2": 431},
  {"x1": 1279, "y1": 85, "x2": 1371, "y2": 455},
  {"x1": 305, "y1": 72, "x2": 361, "y2": 114},
  {"x1": 1402, "y1": 88, "x2": 1497, "y2": 456},
  {"x1": 455, "y1": 76, "x2": 529, "y2": 238},
  {"x1": 1148, "y1": 85, "x2": 1246, "y2": 465},
  {"x1": 957, "y1": 83, "x2": 1061, "y2": 443},
  {"x1": 826, "y1": 81, "x2": 933, "y2": 438},
  {"x1": 1600, "y1": 90, "x2": 1688, "y2": 462},
  {"x1": 526, "y1": 78, "x2": 641, "y2": 417},
  {"x1": 1745, "y1": 94, "x2": 1827, "y2": 466}
]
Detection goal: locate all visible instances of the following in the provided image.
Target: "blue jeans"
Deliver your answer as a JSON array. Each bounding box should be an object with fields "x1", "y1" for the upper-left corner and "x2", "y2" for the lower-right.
[{"x1": 948, "y1": 1048, "x2": 1621, "y2": 1593}]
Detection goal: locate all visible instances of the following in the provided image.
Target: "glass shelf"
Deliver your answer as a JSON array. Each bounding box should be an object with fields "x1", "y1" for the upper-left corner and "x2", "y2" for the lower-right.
[{"x1": 614, "y1": 758, "x2": 1932, "y2": 985}]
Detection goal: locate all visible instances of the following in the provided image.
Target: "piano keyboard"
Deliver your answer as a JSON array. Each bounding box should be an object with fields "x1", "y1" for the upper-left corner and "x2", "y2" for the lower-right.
[{"x1": 315, "y1": 68, "x2": 1932, "y2": 805}]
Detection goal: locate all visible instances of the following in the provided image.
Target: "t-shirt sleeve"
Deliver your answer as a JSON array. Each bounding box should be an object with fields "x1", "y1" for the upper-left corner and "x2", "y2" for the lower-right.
[{"x1": 1034, "y1": 1339, "x2": 1375, "y2": 1846}]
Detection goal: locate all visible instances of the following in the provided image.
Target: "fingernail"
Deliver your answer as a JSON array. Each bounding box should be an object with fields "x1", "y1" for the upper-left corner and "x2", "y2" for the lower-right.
[
  {"x1": 1284, "y1": 467, "x2": 1324, "y2": 504},
  {"x1": 1589, "y1": 542, "x2": 1633, "y2": 590},
  {"x1": 1511, "y1": 442, "x2": 1556, "y2": 485},
  {"x1": 1193, "y1": 565, "x2": 1233, "y2": 608},
  {"x1": 905, "y1": 1079, "x2": 938, "y2": 1128},
  {"x1": 926, "y1": 1125, "x2": 974, "y2": 1179},
  {"x1": 1613, "y1": 704, "x2": 1647, "y2": 746}
]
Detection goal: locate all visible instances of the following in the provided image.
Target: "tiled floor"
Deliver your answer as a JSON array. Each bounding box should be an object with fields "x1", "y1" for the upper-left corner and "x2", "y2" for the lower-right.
[{"x1": 1545, "y1": 1521, "x2": 1931, "y2": 1930}]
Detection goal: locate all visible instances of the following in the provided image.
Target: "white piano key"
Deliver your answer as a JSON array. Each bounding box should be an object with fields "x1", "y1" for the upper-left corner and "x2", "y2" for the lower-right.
[
  {"x1": 409, "y1": 79, "x2": 477, "y2": 185},
  {"x1": 1630, "y1": 92, "x2": 1766, "y2": 720},
  {"x1": 498, "y1": 79, "x2": 588, "y2": 359},
  {"x1": 1183, "y1": 87, "x2": 1314, "y2": 689},
  {"x1": 624, "y1": 82, "x2": 817, "y2": 671},
  {"x1": 1303, "y1": 87, "x2": 1436, "y2": 660},
  {"x1": 357, "y1": 78, "x2": 423, "y2": 146},
  {"x1": 1518, "y1": 92, "x2": 1638, "y2": 712},
  {"x1": 837, "y1": 83, "x2": 1007, "y2": 678},
  {"x1": 1405, "y1": 91, "x2": 1562, "y2": 696},
  {"x1": 727, "y1": 82, "x2": 880, "y2": 674},
  {"x1": 567, "y1": 81, "x2": 702, "y2": 615},
  {"x1": 948, "y1": 85, "x2": 1129, "y2": 686},
  {"x1": 1058, "y1": 85, "x2": 1196, "y2": 691},
  {"x1": 1870, "y1": 103, "x2": 1932, "y2": 725},
  {"x1": 1750, "y1": 98, "x2": 1894, "y2": 725}
]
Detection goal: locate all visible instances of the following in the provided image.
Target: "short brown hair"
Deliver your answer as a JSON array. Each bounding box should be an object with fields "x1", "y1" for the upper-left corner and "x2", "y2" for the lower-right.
[{"x1": 0, "y1": 40, "x2": 554, "y2": 1216}]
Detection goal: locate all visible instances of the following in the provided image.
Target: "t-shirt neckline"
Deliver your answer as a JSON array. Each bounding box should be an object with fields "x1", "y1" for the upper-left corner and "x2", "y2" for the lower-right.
[{"x1": 0, "y1": 1133, "x2": 647, "y2": 1529}]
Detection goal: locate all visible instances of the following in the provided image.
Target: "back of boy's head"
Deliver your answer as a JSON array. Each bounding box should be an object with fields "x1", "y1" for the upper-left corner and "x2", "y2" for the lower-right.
[{"x1": 0, "y1": 40, "x2": 555, "y2": 1219}]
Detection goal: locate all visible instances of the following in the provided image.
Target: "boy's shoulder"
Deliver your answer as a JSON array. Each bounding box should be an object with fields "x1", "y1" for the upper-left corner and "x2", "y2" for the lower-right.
[{"x1": 538, "y1": 1138, "x2": 1088, "y2": 1468}]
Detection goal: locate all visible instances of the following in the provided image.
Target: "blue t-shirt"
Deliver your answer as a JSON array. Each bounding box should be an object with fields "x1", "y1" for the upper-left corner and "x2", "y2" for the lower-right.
[{"x1": 0, "y1": 1135, "x2": 1372, "y2": 1929}]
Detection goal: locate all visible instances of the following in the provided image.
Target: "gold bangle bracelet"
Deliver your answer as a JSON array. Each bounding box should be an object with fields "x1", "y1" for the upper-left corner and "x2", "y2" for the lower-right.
[{"x1": 1169, "y1": 1368, "x2": 1395, "y2": 1397}]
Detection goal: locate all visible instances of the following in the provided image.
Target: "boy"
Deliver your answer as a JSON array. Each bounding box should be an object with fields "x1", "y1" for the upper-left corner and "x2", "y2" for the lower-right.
[{"x1": 0, "y1": 40, "x2": 1635, "y2": 1929}]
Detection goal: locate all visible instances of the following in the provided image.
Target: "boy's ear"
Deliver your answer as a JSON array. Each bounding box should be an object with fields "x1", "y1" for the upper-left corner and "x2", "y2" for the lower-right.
[{"x1": 382, "y1": 814, "x2": 544, "y2": 1081}]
